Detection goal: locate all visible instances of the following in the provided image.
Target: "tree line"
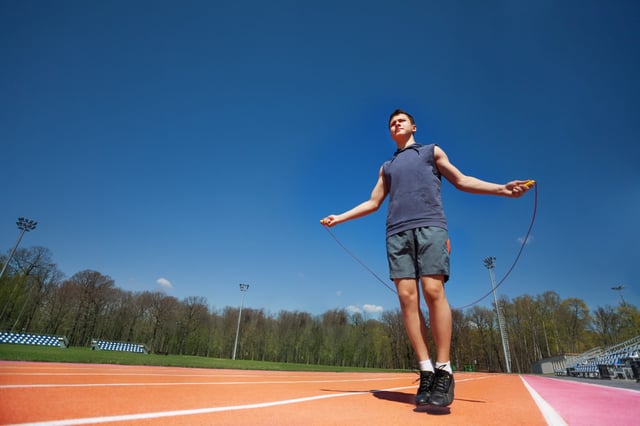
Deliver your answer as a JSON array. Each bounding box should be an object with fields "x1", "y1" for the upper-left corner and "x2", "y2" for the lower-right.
[{"x1": 1, "y1": 246, "x2": 638, "y2": 373}]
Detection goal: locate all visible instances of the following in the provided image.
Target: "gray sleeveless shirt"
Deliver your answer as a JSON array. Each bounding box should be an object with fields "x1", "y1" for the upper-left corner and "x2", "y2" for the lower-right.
[{"x1": 382, "y1": 143, "x2": 447, "y2": 237}]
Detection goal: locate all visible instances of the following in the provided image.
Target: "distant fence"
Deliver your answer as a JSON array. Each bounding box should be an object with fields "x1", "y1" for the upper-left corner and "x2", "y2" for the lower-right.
[
  {"x1": 0, "y1": 331, "x2": 68, "y2": 348},
  {"x1": 91, "y1": 339, "x2": 147, "y2": 354}
]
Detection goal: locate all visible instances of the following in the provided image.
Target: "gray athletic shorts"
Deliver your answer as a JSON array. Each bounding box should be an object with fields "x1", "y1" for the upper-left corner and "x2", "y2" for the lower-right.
[{"x1": 386, "y1": 226, "x2": 450, "y2": 282}]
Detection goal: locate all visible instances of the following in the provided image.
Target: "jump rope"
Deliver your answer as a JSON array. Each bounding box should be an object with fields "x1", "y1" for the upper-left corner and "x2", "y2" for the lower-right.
[{"x1": 321, "y1": 180, "x2": 538, "y2": 311}]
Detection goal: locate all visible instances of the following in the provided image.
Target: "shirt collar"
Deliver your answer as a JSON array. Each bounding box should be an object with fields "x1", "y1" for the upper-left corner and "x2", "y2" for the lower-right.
[{"x1": 393, "y1": 143, "x2": 423, "y2": 157}]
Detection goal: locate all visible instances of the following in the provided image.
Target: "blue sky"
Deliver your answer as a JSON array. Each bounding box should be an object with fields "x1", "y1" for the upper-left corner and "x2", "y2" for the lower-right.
[{"x1": 2, "y1": 1, "x2": 639, "y2": 317}]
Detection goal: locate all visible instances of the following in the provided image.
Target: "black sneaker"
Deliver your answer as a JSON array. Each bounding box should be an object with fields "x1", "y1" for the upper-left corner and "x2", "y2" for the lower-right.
[
  {"x1": 415, "y1": 370, "x2": 435, "y2": 406},
  {"x1": 427, "y1": 367, "x2": 454, "y2": 406}
]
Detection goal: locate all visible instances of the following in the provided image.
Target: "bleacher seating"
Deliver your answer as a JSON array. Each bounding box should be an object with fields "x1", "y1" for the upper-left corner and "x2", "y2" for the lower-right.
[
  {"x1": 565, "y1": 335, "x2": 640, "y2": 380},
  {"x1": 573, "y1": 362, "x2": 599, "y2": 377},
  {"x1": 0, "y1": 331, "x2": 68, "y2": 348},
  {"x1": 91, "y1": 339, "x2": 147, "y2": 354}
]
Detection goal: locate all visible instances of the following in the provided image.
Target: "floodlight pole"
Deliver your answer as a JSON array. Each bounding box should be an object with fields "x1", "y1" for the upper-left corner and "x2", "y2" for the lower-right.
[
  {"x1": 612, "y1": 286, "x2": 626, "y2": 305},
  {"x1": 232, "y1": 283, "x2": 249, "y2": 360},
  {"x1": 0, "y1": 217, "x2": 38, "y2": 282},
  {"x1": 483, "y1": 256, "x2": 512, "y2": 373}
]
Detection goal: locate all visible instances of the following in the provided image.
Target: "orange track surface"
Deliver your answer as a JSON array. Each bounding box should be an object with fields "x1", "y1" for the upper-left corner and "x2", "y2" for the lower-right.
[{"x1": 0, "y1": 361, "x2": 546, "y2": 425}]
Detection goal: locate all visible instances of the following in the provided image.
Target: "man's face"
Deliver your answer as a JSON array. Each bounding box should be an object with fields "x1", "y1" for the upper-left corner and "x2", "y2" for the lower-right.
[{"x1": 389, "y1": 114, "x2": 416, "y2": 139}]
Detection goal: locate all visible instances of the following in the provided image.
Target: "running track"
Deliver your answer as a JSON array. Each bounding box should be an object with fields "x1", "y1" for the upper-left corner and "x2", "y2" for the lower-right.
[{"x1": 0, "y1": 361, "x2": 638, "y2": 425}]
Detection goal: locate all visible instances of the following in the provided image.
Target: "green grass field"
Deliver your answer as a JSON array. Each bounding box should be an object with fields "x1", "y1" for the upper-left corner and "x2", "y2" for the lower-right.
[{"x1": 0, "y1": 344, "x2": 401, "y2": 373}]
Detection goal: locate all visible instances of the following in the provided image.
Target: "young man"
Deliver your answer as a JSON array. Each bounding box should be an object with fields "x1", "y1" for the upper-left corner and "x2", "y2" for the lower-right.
[{"x1": 320, "y1": 109, "x2": 532, "y2": 407}]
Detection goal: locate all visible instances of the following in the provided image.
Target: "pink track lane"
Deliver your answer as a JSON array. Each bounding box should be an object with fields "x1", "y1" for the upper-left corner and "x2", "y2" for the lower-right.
[{"x1": 522, "y1": 375, "x2": 640, "y2": 425}]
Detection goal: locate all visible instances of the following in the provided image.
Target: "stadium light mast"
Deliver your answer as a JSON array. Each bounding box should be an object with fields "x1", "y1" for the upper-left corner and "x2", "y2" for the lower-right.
[
  {"x1": 232, "y1": 283, "x2": 249, "y2": 360},
  {"x1": 483, "y1": 256, "x2": 512, "y2": 373},
  {"x1": 611, "y1": 285, "x2": 626, "y2": 305},
  {"x1": 0, "y1": 217, "x2": 38, "y2": 282}
]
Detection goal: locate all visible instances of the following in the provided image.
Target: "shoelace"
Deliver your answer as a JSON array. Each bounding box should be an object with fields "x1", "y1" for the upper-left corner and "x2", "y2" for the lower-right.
[
  {"x1": 432, "y1": 368, "x2": 452, "y2": 392},
  {"x1": 414, "y1": 370, "x2": 434, "y2": 391}
]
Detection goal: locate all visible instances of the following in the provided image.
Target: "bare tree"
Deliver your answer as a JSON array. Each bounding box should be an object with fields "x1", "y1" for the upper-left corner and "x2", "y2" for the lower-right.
[
  {"x1": 64, "y1": 270, "x2": 116, "y2": 346},
  {"x1": 177, "y1": 296, "x2": 209, "y2": 355},
  {"x1": 381, "y1": 309, "x2": 412, "y2": 370},
  {"x1": 593, "y1": 305, "x2": 621, "y2": 346},
  {"x1": 148, "y1": 292, "x2": 180, "y2": 353},
  {"x1": 537, "y1": 291, "x2": 562, "y2": 355},
  {"x1": 0, "y1": 247, "x2": 64, "y2": 332},
  {"x1": 558, "y1": 298, "x2": 593, "y2": 353}
]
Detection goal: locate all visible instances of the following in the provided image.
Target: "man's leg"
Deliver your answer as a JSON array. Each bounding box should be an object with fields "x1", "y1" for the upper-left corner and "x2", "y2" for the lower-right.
[
  {"x1": 421, "y1": 274, "x2": 454, "y2": 406},
  {"x1": 421, "y1": 275, "x2": 451, "y2": 363},
  {"x1": 394, "y1": 278, "x2": 434, "y2": 405},
  {"x1": 395, "y1": 278, "x2": 430, "y2": 361}
]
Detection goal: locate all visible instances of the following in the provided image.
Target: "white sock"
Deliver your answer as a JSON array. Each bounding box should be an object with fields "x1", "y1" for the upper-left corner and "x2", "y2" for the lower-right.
[
  {"x1": 419, "y1": 359, "x2": 434, "y2": 372},
  {"x1": 435, "y1": 361, "x2": 452, "y2": 374}
]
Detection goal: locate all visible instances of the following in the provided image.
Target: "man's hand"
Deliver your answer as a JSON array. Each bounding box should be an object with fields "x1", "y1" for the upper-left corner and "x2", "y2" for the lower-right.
[
  {"x1": 505, "y1": 180, "x2": 535, "y2": 197},
  {"x1": 320, "y1": 215, "x2": 339, "y2": 227}
]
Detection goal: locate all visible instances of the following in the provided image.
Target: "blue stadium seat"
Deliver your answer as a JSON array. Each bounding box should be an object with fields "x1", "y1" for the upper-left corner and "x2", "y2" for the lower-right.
[
  {"x1": 91, "y1": 339, "x2": 147, "y2": 354},
  {"x1": 0, "y1": 331, "x2": 67, "y2": 348}
]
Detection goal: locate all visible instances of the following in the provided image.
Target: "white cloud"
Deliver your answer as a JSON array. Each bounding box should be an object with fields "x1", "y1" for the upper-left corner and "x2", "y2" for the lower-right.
[
  {"x1": 346, "y1": 304, "x2": 384, "y2": 315},
  {"x1": 336, "y1": 291, "x2": 343, "y2": 297},
  {"x1": 346, "y1": 305, "x2": 362, "y2": 314},
  {"x1": 156, "y1": 278, "x2": 172, "y2": 289},
  {"x1": 362, "y1": 304, "x2": 384, "y2": 314}
]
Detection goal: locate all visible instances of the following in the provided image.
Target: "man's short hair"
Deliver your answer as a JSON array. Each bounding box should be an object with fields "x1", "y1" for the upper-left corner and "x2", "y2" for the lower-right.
[{"x1": 388, "y1": 109, "x2": 415, "y2": 127}]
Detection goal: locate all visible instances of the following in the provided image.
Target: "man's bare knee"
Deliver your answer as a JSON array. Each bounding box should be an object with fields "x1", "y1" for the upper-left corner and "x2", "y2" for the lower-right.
[{"x1": 421, "y1": 275, "x2": 446, "y2": 302}]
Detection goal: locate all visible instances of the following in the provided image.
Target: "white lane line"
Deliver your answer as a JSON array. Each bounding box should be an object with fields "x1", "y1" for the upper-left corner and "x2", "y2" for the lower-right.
[
  {"x1": 4, "y1": 375, "x2": 490, "y2": 425},
  {"x1": 3, "y1": 372, "x2": 266, "y2": 377},
  {"x1": 520, "y1": 376, "x2": 567, "y2": 426},
  {"x1": 1, "y1": 375, "x2": 493, "y2": 390},
  {"x1": 6, "y1": 386, "x2": 415, "y2": 426},
  {"x1": 1, "y1": 370, "x2": 405, "y2": 379},
  {"x1": 0, "y1": 377, "x2": 407, "y2": 389}
]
